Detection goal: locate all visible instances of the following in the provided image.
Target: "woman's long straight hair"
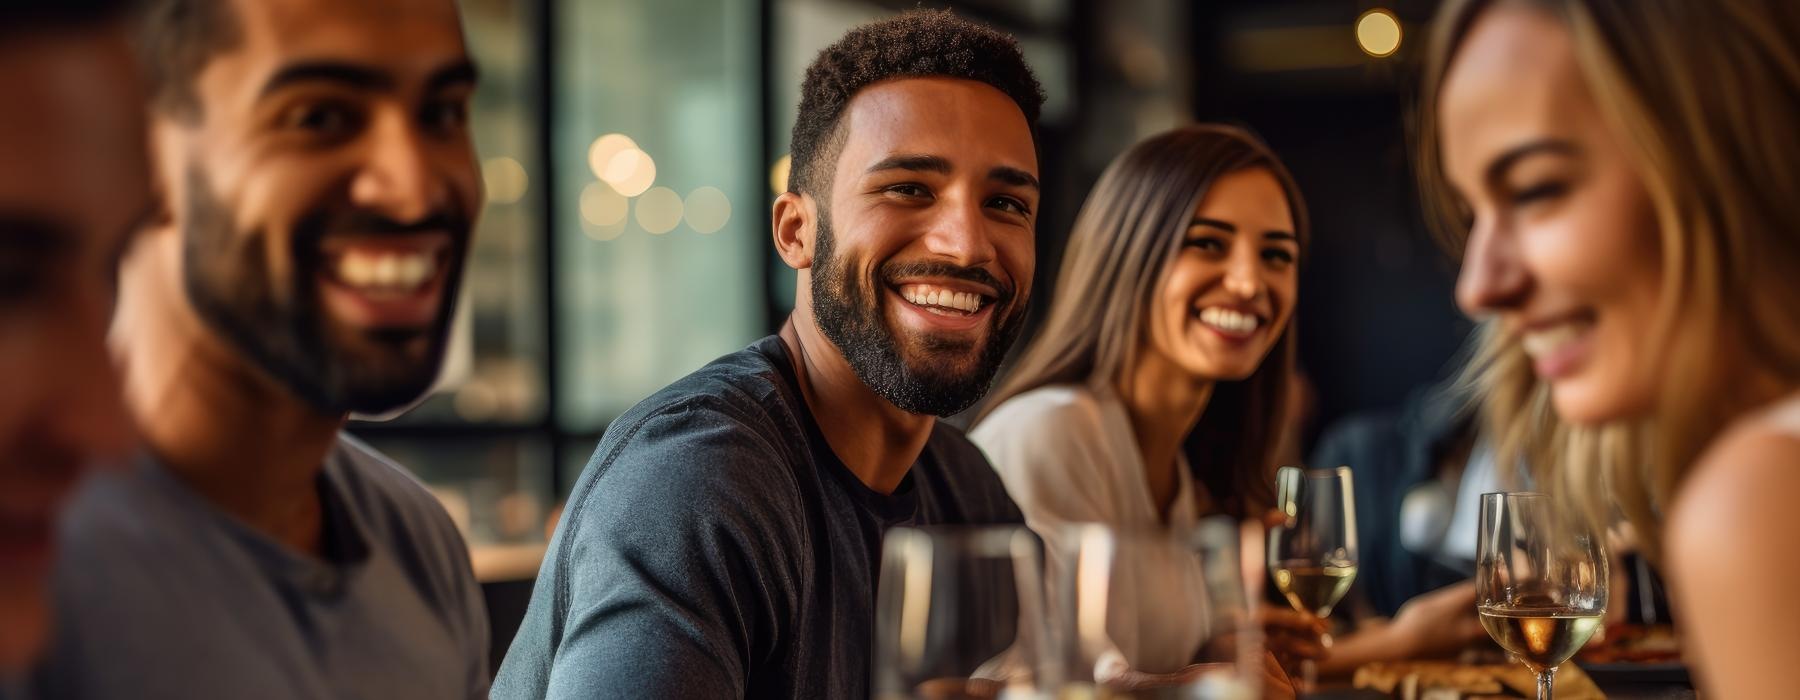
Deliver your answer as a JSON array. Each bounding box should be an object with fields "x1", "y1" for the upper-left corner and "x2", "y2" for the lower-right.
[{"x1": 977, "y1": 124, "x2": 1309, "y2": 519}]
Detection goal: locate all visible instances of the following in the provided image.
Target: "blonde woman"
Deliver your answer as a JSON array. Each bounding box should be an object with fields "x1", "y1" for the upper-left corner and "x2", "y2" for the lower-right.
[
  {"x1": 1419, "y1": 0, "x2": 1800, "y2": 695},
  {"x1": 970, "y1": 124, "x2": 1311, "y2": 685}
]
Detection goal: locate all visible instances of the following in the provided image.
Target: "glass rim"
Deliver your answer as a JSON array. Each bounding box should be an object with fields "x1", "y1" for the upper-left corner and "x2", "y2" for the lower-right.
[
  {"x1": 1480, "y1": 491, "x2": 1549, "y2": 500},
  {"x1": 1278, "y1": 464, "x2": 1353, "y2": 478},
  {"x1": 883, "y1": 524, "x2": 1039, "y2": 557}
]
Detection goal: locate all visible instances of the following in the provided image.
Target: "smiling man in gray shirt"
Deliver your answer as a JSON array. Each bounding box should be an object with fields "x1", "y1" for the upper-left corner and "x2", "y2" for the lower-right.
[
  {"x1": 22, "y1": 0, "x2": 490, "y2": 698},
  {"x1": 494, "y1": 10, "x2": 1042, "y2": 699}
]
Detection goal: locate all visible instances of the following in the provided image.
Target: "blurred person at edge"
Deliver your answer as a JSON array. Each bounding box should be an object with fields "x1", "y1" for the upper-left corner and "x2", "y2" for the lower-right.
[
  {"x1": 21, "y1": 0, "x2": 490, "y2": 698},
  {"x1": 1419, "y1": 0, "x2": 1800, "y2": 696},
  {"x1": 970, "y1": 124, "x2": 1309, "y2": 697},
  {"x1": 1305, "y1": 375, "x2": 1509, "y2": 675},
  {"x1": 0, "y1": 0, "x2": 147, "y2": 681},
  {"x1": 495, "y1": 10, "x2": 1037, "y2": 699}
]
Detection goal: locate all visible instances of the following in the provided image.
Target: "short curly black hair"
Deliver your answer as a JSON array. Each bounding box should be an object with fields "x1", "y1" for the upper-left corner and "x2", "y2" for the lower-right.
[
  {"x1": 788, "y1": 9, "x2": 1045, "y2": 199},
  {"x1": 132, "y1": 0, "x2": 242, "y2": 122}
]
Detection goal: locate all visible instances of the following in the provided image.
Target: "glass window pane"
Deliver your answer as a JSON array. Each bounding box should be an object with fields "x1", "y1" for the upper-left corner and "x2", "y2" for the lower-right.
[{"x1": 554, "y1": 0, "x2": 765, "y2": 431}]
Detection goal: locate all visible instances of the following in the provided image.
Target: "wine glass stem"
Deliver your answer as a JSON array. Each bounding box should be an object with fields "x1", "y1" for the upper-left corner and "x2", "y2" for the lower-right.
[
  {"x1": 1536, "y1": 666, "x2": 1557, "y2": 700},
  {"x1": 1299, "y1": 630, "x2": 1329, "y2": 692}
]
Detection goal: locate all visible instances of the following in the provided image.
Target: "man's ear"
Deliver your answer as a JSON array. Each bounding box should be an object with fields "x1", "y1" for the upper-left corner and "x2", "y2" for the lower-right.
[
  {"x1": 140, "y1": 118, "x2": 184, "y2": 235},
  {"x1": 772, "y1": 190, "x2": 816, "y2": 270}
]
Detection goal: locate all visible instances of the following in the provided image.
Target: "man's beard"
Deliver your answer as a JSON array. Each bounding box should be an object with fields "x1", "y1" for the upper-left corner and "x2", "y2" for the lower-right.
[
  {"x1": 809, "y1": 211, "x2": 1025, "y2": 417},
  {"x1": 180, "y1": 167, "x2": 469, "y2": 415}
]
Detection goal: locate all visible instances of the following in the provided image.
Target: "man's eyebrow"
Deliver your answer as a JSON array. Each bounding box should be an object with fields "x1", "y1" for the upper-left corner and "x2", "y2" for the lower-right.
[
  {"x1": 866, "y1": 154, "x2": 952, "y2": 176},
  {"x1": 425, "y1": 60, "x2": 479, "y2": 93},
  {"x1": 259, "y1": 61, "x2": 394, "y2": 98},
  {"x1": 990, "y1": 166, "x2": 1039, "y2": 191},
  {"x1": 1484, "y1": 138, "x2": 1578, "y2": 184}
]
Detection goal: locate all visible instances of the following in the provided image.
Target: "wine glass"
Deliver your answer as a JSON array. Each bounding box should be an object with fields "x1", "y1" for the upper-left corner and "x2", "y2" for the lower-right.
[
  {"x1": 873, "y1": 525, "x2": 1057, "y2": 700},
  {"x1": 1476, "y1": 492, "x2": 1608, "y2": 700},
  {"x1": 1266, "y1": 466, "x2": 1358, "y2": 691},
  {"x1": 1048, "y1": 521, "x2": 1262, "y2": 699}
]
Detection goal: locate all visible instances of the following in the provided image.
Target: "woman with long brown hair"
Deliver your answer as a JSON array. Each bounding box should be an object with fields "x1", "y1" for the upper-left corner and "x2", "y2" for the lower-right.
[
  {"x1": 969, "y1": 124, "x2": 1306, "y2": 674},
  {"x1": 1419, "y1": 0, "x2": 1800, "y2": 695}
]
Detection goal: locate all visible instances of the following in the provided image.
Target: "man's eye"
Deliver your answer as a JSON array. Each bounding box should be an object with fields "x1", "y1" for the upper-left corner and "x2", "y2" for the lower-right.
[
  {"x1": 988, "y1": 196, "x2": 1031, "y2": 217},
  {"x1": 284, "y1": 102, "x2": 362, "y2": 135},
  {"x1": 885, "y1": 184, "x2": 929, "y2": 198},
  {"x1": 421, "y1": 100, "x2": 469, "y2": 133},
  {"x1": 0, "y1": 269, "x2": 42, "y2": 301}
]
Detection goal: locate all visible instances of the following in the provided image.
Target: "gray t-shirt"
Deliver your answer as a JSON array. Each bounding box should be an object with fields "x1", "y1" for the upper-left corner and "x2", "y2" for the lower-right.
[
  {"x1": 492, "y1": 335, "x2": 1023, "y2": 699},
  {"x1": 23, "y1": 435, "x2": 489, "y2": 699}
]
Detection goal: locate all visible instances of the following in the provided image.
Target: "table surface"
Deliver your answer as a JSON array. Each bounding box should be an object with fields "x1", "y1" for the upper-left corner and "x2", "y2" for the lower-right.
[{"x1": 1304, "y1": 664, "x2": 1697, "y2": 699}]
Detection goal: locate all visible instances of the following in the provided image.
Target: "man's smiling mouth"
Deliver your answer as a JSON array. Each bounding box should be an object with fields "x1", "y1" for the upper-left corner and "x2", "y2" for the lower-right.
[{"x1": 896, "y1": 282, "x2": 991, "y2": 316}]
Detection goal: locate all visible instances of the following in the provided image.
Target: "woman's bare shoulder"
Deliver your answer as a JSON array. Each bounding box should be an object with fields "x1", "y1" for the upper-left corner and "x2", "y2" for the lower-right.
[{"x1": 1667, "y1": 414, "x2": 1800, "y2": 566}]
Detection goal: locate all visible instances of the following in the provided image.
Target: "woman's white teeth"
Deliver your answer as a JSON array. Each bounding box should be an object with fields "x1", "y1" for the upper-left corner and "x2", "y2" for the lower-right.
[
  {"x1": 900, "y1": 284, "x2": 984, "y2": 313},
  {"x1": 1521, "y1": 322, "x2": 1588, "y2": 359},
  {"x1": 1198, "y1": 307, "x2": 1260, "y2": 334},
  {"x1": 335, "y1": 250, "x2": 436, "y2": 291}
]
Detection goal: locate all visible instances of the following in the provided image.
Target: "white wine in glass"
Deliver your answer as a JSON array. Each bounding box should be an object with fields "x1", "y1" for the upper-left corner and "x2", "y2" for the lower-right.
[
  {"x1": 1270, "y1": 562, "x2": 1357, "y2": 619},
  {"x1": 1266, "y1": 466, "x2": 1358, "y2": 691},
  {"x1": 1475, "y1": 492, "x2": 1608, "y2": 700}
]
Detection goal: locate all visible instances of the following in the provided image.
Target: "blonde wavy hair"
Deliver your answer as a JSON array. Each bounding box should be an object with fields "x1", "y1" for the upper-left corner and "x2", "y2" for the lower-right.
[{"x1": 1416, "y1": 0, "x2": 1800, "y2": 556}]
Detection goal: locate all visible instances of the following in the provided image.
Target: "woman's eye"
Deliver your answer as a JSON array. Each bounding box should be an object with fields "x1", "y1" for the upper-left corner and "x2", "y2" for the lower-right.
[
  {"x1": 1184, "y1": 238, "x2": 1225, "y2": 253},
  {"x1": 1512, "y1": 181, "x2": 1568, "y2": 206},
  {"x1": 1262, "y1": 249, "x2": 1296, "y2": 265}
]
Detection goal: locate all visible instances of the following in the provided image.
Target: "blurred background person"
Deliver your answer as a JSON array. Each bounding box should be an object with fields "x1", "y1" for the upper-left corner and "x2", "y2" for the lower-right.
[
  {"x1": 971, "y1": 124, "x2": 1311, "y2": 683},
  {"x1": 0, "y1": 0, "x2": 146, "y2": 678},
  {"x1": 1306, "y1": 370, "x2": 1495, "y2": 673},
  {"x1": 25, "y1": 0, "x2": 491, "y2": 697},
  {"x1": 1419, "y1": 0, "x2": 1800, "y2": 696}
]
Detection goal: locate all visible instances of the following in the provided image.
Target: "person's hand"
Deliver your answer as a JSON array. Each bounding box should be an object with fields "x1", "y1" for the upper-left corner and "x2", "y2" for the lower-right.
[
  {"x1": 1258, "y1": 650, "x2": 1299, "y2": 700},
  {"x1": 1259, "y1": 604, "x2": 1328, "y2": 672},
  {"x1": 1387, "y1": 580, "x2": 1487, "y2": 658}
]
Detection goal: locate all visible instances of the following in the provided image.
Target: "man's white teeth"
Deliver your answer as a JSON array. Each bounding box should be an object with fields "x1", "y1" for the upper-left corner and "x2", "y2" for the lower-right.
[
  {"x1": 1521, "y1": 322, "x2": 1588, "y2": 359},
  {"x1": 1198, "y1": 307, "x2": 1260, "y2": 334},
  {"x1": 335, "y1": 250, "x2": 436, "y2": 291},
  {"x1": 899, "y1": 284, "x2": 983, "y2": 313}
]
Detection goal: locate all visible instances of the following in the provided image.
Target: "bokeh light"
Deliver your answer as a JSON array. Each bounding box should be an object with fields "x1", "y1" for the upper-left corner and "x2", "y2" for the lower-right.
[
  {"x1": 1356, "y1": 9, "x2": 1402, "y2": 58},
  {"x1": 601, "y1": 148, "x2": 657, "y2": 197},
  {"x1": 769, "y1": 154, "x2": 792, "y2": 195},
  {"x1": 586, "y1": 133, "x2": 638, "y2": 181},
  {"x1": 579, "y1": 181, "x2": 629, "y2": 227},
  {"x1": 683, "y1": 186, "x2": 731, "y2": 234},
  {"x1": 635, "y1": 186, "x2": 684, "y2": 235},
  {"x1": 482, "y1": 156, "x2": 529, "y2": 205}
]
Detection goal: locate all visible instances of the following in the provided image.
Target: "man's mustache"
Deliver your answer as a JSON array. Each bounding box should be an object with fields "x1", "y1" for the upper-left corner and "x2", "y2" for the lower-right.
[{"x1": 879, "y1": 260, "x2": 1015, "y2": 305}]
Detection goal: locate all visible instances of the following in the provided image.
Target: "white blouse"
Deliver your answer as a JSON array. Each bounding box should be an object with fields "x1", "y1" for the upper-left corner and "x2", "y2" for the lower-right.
[{"x1": 971, "y1": 383, "x2": 1209, "y2": 674}]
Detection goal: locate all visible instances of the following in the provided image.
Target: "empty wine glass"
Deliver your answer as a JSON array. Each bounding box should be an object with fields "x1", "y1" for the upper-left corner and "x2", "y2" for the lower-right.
[
  {"x1": 1476, "y1": 492, "x2": 1608, "y2": 700},
  {"x1": 873, "y1": 525, "x2": 1056, "y2": 700},
  {"x1": 1266, "y1": 466, "x2": 1358, "y2": 691},
  {"x1": 1050, "y1": 520, "x2": 1262, "y2": 700}
]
